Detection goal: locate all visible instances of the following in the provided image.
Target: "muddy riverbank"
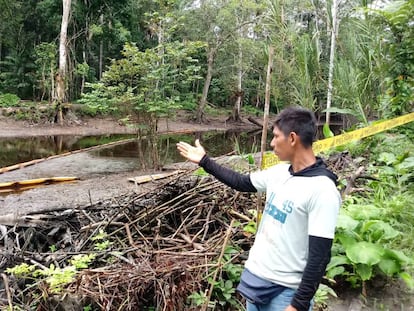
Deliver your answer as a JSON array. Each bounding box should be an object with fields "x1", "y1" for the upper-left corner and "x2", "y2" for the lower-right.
[{"x1": 0, "y1": 112, "x2": 260, "y2": 216}]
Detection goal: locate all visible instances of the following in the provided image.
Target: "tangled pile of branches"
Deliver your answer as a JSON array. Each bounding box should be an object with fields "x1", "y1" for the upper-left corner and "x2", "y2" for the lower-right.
[
  {"x1": 0, "y1": 152, "x2": 357, "y2": 310},
  {"x1": 0, "y1": 168, "x2": 259, "y2": 310}
]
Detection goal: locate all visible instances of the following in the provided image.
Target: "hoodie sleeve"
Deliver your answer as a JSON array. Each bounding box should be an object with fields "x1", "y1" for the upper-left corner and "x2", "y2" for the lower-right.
[
  {"x1": 199, "y1": 155, "x2": 257, "y2": 192},
  {"x1": 290, "y1": 236, "x2": 332, "y2": 311}
]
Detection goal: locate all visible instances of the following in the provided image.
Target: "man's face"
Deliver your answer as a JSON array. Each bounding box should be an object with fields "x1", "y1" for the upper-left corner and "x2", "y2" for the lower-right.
[{"x1": 270, "y1": 126, "x2": 292, "y2": 161}]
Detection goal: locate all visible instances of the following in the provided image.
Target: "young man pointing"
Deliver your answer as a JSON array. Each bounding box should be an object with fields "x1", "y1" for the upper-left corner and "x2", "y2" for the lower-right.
[{"x1": 177, "y1": 106, "x2": 341, "y2": 311}]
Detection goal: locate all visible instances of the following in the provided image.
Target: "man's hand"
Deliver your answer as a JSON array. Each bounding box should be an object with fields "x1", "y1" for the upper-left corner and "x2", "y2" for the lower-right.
[
  {"x1": 284, "y1": 306, "x2": 298, "y2": 311},
  {"x1": 176, "y1": 139, "x2": 206, "y2": 164}
]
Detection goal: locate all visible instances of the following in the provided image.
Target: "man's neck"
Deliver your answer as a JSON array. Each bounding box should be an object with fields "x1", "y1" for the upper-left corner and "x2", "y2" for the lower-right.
[{"x1": 290, "y1": 150, "x2": 316, "y2": 173}]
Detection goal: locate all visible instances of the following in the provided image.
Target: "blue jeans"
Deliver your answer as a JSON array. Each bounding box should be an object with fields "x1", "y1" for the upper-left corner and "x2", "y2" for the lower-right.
[{"x1": 246, "y1": 287, "x2": 314, "y2": 311}]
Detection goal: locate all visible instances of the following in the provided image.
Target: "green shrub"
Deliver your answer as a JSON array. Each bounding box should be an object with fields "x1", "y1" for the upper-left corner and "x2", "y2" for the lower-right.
[{"x1": 0, "y1": 93, "x2": 20, "y2": 107}]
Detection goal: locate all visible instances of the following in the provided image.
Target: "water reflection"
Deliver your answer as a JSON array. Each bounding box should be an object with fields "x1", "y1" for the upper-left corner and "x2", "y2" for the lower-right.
[
  {"x1": 0, "y1": 130, "x2": 269, "y2": 169},
  {"x1": 0, "y1": 134, "x2": 135, "y2": 168}
]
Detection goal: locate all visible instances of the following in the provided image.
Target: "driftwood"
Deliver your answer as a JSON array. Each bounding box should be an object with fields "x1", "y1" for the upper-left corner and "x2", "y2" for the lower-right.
[{"x1": 247, "y1": 116, "x2": 266, "y2": 128}]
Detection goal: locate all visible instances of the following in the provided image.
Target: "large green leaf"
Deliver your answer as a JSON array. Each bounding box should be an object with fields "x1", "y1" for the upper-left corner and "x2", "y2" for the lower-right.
[
  {"x1": 355, "y1": 263, "x2": 372, "y2": 281},
  {"x1": 326, "y1": 266, "x2": 345, "y2": 280},
  {"x1": 327, "y1": 255, "x2": 351, "y2": 270},
  {"x1": 323, "y1": 123, "x2": 334, "y2": 138},
  {"x1": 345, "y1": 204, "x2": 382, "y2": 220},
  {"x1": 322, "y1": 107, "x2": 357, "y2": 116},
  {"x1": 364, "y1": 220, "x2": 400, "y2": 241},
  {"x1": 378, "y1": 258, "x2": 400, "y2": 276},
  {"x1": 336, "y1": 214, "x2": 359, "y2": 230},
  {"x1": 326, "y1": 255, "x2": 349, "y2": 279},
  {"x1": 378, "y1": 152, "x2": 397, "y2": 165},
  {"x1": 383, "y1": 248, "x2": 413, "y2": 265},
  {"x1": 399, "y1": 272, "x2": 414, "y2": 290},
  {"x1": 336, "y1": 232, "x2": 358, "y2": 249},
  {"x1": 346, "y1": 241, "x2": 384, "y2": 265}
]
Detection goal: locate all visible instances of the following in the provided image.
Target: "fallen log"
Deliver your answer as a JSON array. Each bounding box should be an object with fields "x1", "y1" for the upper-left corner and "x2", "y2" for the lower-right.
[{"x1": 247, "y1": 116, "x2": 263, "y2": 128}]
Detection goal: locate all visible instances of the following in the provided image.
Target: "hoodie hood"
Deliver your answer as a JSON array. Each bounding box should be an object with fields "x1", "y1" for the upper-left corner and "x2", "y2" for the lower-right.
[{"x1": 288, "y1": 157, "x2": 338, "y2": 185}]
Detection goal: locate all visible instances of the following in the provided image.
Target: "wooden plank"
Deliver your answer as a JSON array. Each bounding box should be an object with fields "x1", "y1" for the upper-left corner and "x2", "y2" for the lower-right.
[{"x1": 128, "y1": 170, "x2": 184, "y2": 185}]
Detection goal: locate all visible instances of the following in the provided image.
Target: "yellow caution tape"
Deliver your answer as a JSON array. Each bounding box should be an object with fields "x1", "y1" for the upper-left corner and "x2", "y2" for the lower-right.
[
  {"x1": 0, "y1": 177, "x2": 79, "y2": 193},
  {"x1": 262, "y1": 112, "x2": 414, "y2": 169}
]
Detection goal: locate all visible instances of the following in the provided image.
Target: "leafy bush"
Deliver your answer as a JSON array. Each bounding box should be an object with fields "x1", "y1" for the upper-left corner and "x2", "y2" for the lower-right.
[
  {"x1": 327, "y1": 129, "x2": 414, "y2": 292},
  {"x1": 0, "y1": 93, "x2": 20, "y2": 107}
]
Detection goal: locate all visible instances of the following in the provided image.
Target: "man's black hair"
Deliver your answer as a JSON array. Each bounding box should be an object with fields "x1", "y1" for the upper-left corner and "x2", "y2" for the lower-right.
[{"x1": 273, "y1": 106, "x2": 317, "y2": 148}]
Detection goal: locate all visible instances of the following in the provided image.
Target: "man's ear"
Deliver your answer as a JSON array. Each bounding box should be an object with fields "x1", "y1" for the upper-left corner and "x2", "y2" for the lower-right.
[{"x1": 289, "y1": 132, "x2": 299, "y2": 146}]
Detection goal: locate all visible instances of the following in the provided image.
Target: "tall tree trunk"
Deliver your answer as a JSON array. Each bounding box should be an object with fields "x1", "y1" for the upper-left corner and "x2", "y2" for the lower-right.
[
  {"x1": 99, "y1": 12, "x2": 104, "y2": 80},
  {"x1": 56, "y1": 0, "x2": 71, "y2": 125},
  {"x1": 230, "y1": 43, "x2": 243, "y2": 122},
  {"x1": 326, "y1": 0, "x2": 339, "y2": 126},
  {"x1": 196, "y1": 47, "x2": 216, "y2": 123},
  {"x1": 257, "y1": 45, "x2": 274, "y2": 224},
  {"x1": 260, "y1": 46, "x2": 274, "y2": 169},
  {"x1": 81, "y1": 51, "x2": 86, "y2": 94}
]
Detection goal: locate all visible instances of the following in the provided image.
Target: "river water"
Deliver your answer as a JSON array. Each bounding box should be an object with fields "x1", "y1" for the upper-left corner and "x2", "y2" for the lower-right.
[{"x1": 0, "y1": 129, "x2": 267, "y2": 174}]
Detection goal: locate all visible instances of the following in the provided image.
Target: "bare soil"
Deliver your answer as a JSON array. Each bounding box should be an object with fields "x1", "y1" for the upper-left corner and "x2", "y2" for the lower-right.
[{"x1": 0, "y1": 111, "x2": 241, "y2": 138}]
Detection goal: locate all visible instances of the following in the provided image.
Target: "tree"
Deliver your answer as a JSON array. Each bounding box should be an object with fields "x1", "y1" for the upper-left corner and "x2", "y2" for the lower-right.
[
  {"x1": 228, "y1": 0, "x2": 265, "y2": 122},
  {"x1": 375, "y1": 0, "x2": 414, "y2": 116},
  {"x1": 55, "y1": 0, "x2": 72, "y2": 125},
  {"x1": 34, "y1": 42, "x2": 57, "y2": 101},
  {"x1": 326, "y1": 0, "x2": 341, "y2": 125},
  {"x1": 182, "y1": 0, "x2": 265, "y2": 123}
]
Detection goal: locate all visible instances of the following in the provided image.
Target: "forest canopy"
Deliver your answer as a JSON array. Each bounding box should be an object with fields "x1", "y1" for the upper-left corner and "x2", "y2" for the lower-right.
[{"x1": 0, "y1": 0, "x2": 413, "y2": 123}]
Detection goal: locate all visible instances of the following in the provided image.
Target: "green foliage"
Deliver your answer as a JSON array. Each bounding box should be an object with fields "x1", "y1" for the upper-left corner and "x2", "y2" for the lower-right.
[
  {"x1": 33, "y1": 42, "x2": 56, "y2": 100},
  {"x1": 188, "y1": 245, "x2": 243, "y2": 309},
  {"x1": 0, "y1": 93, "x2": 20, "y2": 107},
  {"x1": 70, "y1": 254, "x2": 97, "y2": 269},
  {"x1": 243, "y1": 209, "x2": 258, "y2": 234},
  {"x1": 0, "y1": 0, "x2": 412, "y2": 119},
  {"x1": 328, "y1": 201, "x2": 413, "y2": 288},
  {"x1": 371, "y1": 0, "x2": 414, "y2": 117},
  {"x1": 34, "y1": 264, "x2": 77, "y2": 294},
  {"x1": 77, "y1": 82, "x2": 118, "y2": 115},
  {"x1": 6, "y1": 254, "x2": 96, "y2": 294},
  {"x1": 75, "y1": 62, "x2": 90, "y2": 78},
  {"x1": 291, "y1": 33, "x2": 321, "y2": 110},
  {"x1": 104, "y1": 40, "x2": 204, "y2": 114},
  {"x1": 0, "y1": 51, "x2": 35, "y2": 98},
  {"x1": 327, "y1": 130, "x2": 414, "y2": 290},
  {"x1": 323, "y1": 123, "x2": 334, "y2": 138},
  {"x1": 79, "y1": 38, "x2": 204, "y2": 130},
  {"x1": 314, "y1": 283, "x2": 338, "y2": 310},
  {"x1": 91, "y1": 229, "x2": 113, "y2": 251},
  {"x1": 187, "y1": 291, "x2": 208, "y2": 307},
  {"x1": 6, "y1": 263, "x2": 36, "y2": 276},
  {"x1": 209, "y1": 245, "x2": 243, "y2": 308},
  {"x1": 193, "y1": 167, "x2": 209, "y2": 177}
]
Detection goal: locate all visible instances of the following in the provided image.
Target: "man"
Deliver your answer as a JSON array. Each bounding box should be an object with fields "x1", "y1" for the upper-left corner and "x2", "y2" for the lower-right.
[{"x1": 176, "y1": 106, "x2": 341, "y2": 311}]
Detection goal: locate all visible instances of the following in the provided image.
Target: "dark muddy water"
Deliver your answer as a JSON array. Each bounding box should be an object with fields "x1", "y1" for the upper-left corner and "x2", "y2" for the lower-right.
[{"x1": 0, "y1": 129, "x2": 269, "y2": 169}]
